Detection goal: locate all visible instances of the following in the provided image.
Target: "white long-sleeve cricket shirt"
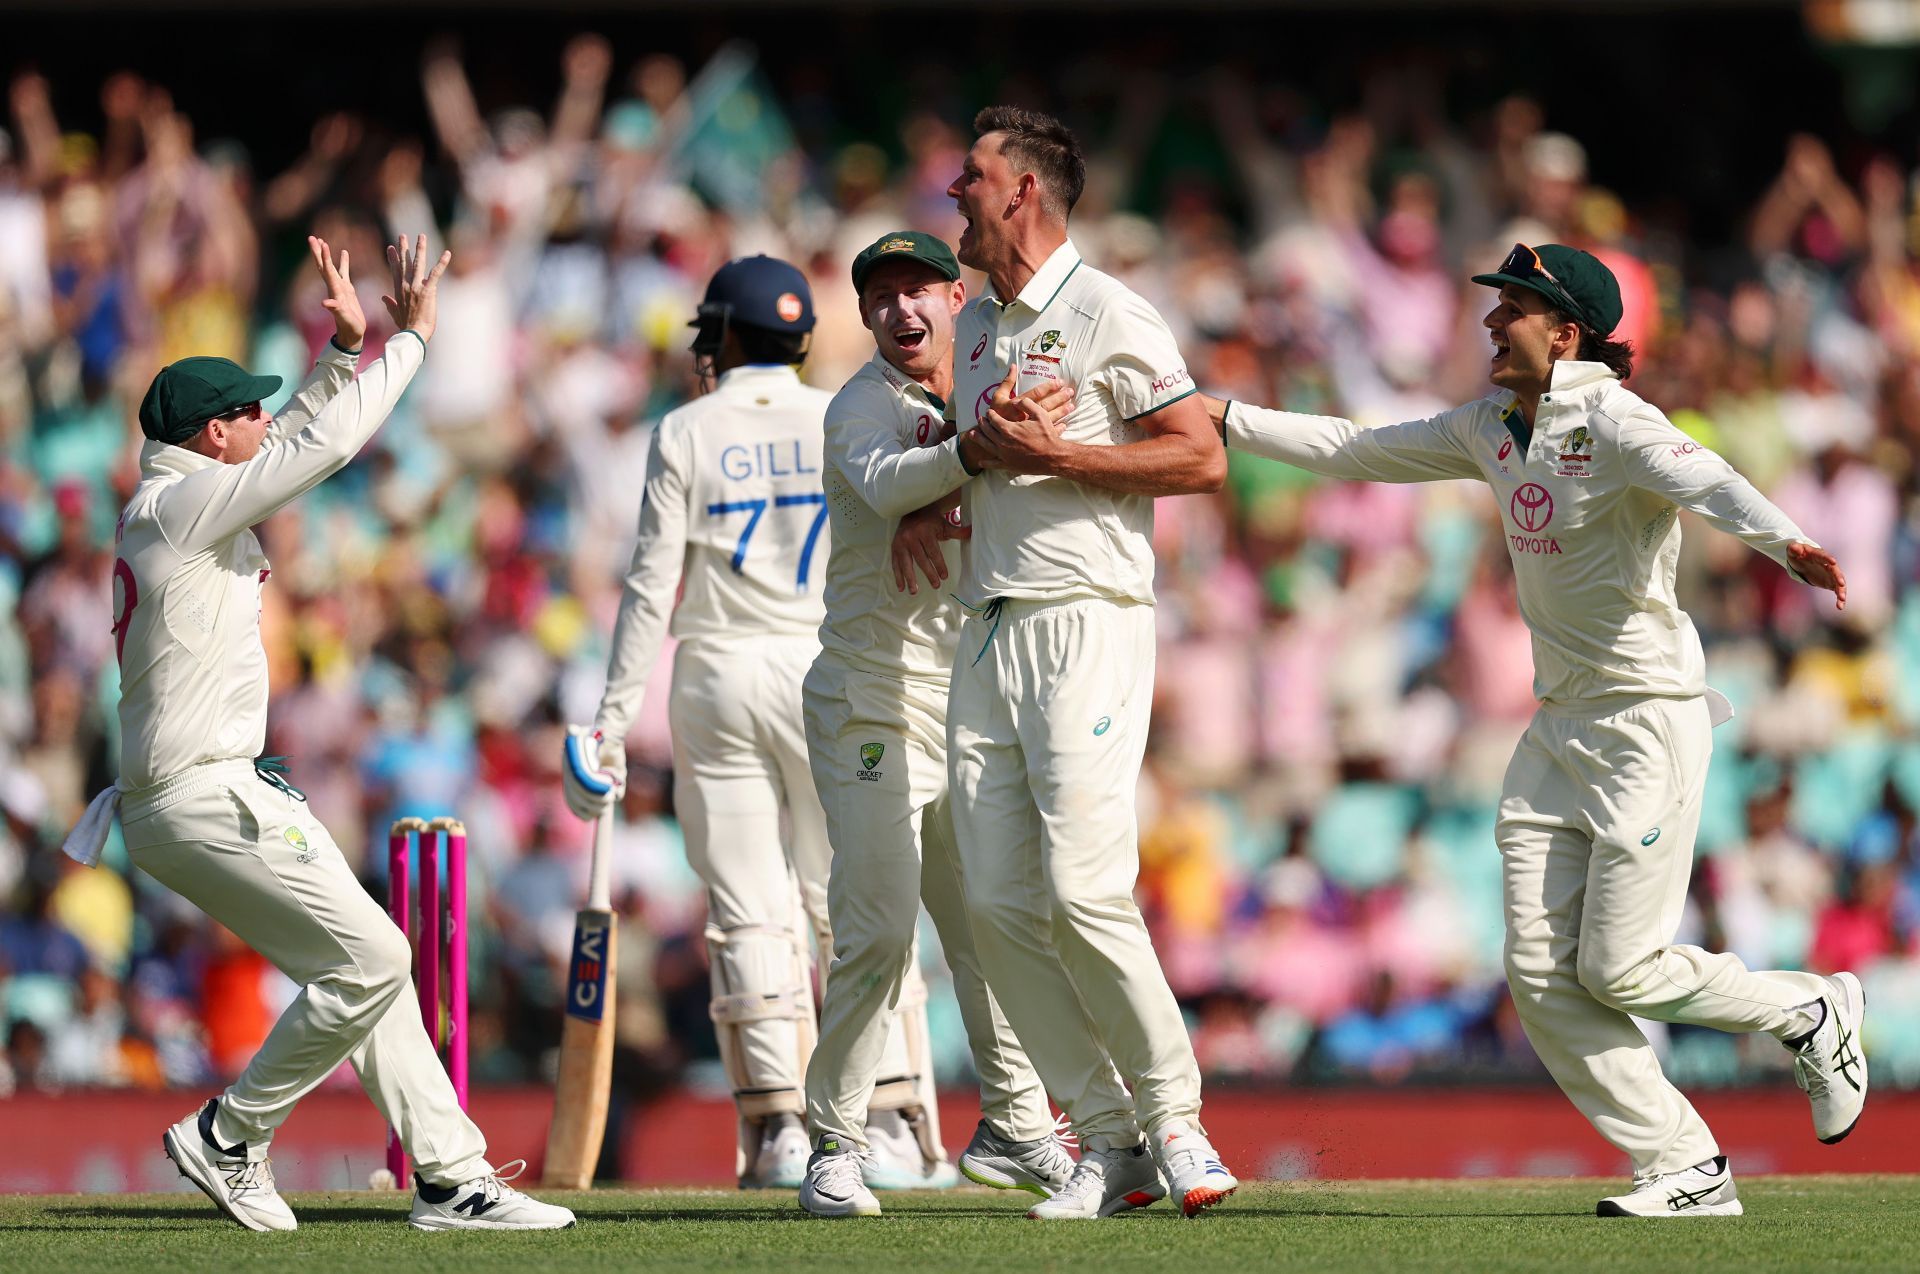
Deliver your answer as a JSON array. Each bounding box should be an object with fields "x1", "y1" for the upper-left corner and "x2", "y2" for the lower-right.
[
  {"x1": 594, "y1": 364, "x2": 833, "y2": 742},
  {"x1": 114, "y1": 334, "x2": 425, "y2": 789},
  {"x1": 1225, "y1": 360, "x2": 1815, "y2": 708},
  {"x1": 816, "y1": 351, "x2": 972, "y2": 682}
]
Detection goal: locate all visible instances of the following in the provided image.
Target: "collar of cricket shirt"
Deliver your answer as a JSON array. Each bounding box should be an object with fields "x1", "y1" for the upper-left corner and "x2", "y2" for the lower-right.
[
  {"x1": 984, "y1": 238, "x2": 1083, "y2": 317},
  {"x1": 715, "y1": 363, "x2": 803, "y2": 391},
  {"x1": 870, "y1": 350, "x2": 946, "y2": 410},
  {"x1": 139, "y1": 436, "x2": 224, "y2": 479},
  {"x1": 1546, "y1": 359, "x2": 1619, "y2": 397}
]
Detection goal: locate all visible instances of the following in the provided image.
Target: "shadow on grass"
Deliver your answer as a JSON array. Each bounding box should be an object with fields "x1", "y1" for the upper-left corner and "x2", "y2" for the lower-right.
[{"x1": 41, "y1": 1204, "x2": 405, "y2": 1224}]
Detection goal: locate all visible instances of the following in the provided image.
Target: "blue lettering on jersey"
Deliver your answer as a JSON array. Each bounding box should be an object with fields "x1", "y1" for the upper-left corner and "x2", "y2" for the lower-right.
[{"x1": 719, "y1": 441, "x2": 820, "y2": 481}]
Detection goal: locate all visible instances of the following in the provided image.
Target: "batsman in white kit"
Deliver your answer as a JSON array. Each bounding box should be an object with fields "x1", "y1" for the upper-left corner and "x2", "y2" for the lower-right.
[
  {"x1": 563, "y1": 256, "x2": 949, "y2": 1190},
  {"x1": 1207, "y1": 242, "x2": 1864, "y2": 1218},
  {"x1": 794, "y1": 230, "x2": 1093, "y2": 1218},
  {"x1": 63, "y1": 237, "x2": 574, "y2": 1231},
  {"x1": 937, "y1": 107, "x2": 1239, "y2": 1219}
]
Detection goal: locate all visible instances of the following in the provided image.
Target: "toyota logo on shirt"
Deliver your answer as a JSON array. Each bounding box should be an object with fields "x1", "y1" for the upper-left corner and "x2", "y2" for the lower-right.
[{"x1": 1510, "y1": 483, "x2": 1554, "y2": 532}]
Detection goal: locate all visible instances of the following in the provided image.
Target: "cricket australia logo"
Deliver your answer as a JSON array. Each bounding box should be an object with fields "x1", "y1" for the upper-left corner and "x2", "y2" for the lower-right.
[
  {"x1": 1555, "y1": 425, "x2": 1596, "y2": 477},
  {"x1": 1036, "y1": 329, "x2": 1064, "y2": 353},
  {"x1": 284, "y1": 826, "x2": 317, "y2": 864},
  {"x1": 857, "y1": 742, "x2": 885, "y2": 782}
]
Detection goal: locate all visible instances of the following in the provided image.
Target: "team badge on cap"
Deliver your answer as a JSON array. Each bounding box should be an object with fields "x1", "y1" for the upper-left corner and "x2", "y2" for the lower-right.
[{"x1": 777, "y1": 292, "x2": 804, "y2": 323}]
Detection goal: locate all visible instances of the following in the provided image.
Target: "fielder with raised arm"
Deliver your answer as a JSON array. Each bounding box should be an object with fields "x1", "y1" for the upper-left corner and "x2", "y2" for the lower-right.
[
  {"x1": 64, "y1": 237, "x2": 574, "y2": 1232},
  {"x1": 563, "y1": 257, "x2": 945, "y2": 1190},
  {"x1": 795, "y1": 230, "x2": 1087, "y2": 1217},
  {"x1": 926, "y1": 107, "x2": 1239, "y2": 1219},
  {"x1": 1205, "y1": 243, "x2": 1864, "y2": 1218}
]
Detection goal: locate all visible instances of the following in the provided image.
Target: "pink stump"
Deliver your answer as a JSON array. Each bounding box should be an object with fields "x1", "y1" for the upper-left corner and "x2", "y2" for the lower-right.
[
  {"x1": 446, "y1": 823, "x2": 469, "y2": 1109},
  {"x1": 385, "y1": 823, "x2": 413, "y2": 1186},
  {"x1": 418, "y1": 828, "x2": 441, "y2": 1051}
]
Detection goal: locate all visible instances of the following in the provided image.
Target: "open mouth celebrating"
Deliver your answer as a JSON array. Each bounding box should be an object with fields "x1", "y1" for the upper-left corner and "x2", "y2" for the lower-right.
[{"x1": 892, "y1": 327, "x2": 928, "y2": 353}]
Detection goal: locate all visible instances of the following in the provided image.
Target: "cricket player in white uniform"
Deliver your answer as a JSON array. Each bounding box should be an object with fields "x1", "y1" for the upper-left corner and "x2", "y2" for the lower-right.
[
  {"x1": 64, "y1": 237, "x2": 574, "y2": 1232},
  {"x1": 932, "y1": 107, "x2": 1239, "y2": 1219},
  {"x1": 795, "y1": 230, "x2": 1090, "y2": 1217},
  {"x1": 562, "y1": 256, "x2": 934, "y2": 1190},
  {"x1": 1206, "y1": 242, "x2": 1865, "y2": 1218}
]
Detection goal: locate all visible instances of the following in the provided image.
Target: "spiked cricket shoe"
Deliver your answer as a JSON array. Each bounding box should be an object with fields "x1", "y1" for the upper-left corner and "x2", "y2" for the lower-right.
[
  {"x1": 162, "y1": 1099, "x2": 296, "y2": 1232},
  {"x1": 1792, "y1": 972, "x2": 1868, "y2": 1144},
  {"x1": 1597, "y1": 1156, "x2": 1743, "y2": 1217}
]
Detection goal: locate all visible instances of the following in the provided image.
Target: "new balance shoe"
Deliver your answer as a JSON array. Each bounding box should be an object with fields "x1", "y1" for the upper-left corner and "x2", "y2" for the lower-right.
[
  {"x1": 1596, "y1": 1156, "x2": 1743, "y2": 1217},
  {"x1": 1150, "y1": 1121, "x2": 1238, "y2": 1218},
  {"x1": 1790, "y1": 972, "x2": 1868, "y2": 1144},
  {"x1": 958, "y1": 1118, "x2": 1075, "y2": 1197},
  {"x1": 161, "y1": 1099, "x2": 296, "y2": 1232},
  {"x1": 408, "y1": 1160, "x2": 577, "y2": 1230},
  {"x1": 1026, "y1": 1134, "x2": 1164, "y2": 1219},
  {"x1": 799, "y1": 1137, "x2": 882, "y2": 1217},
  {"x1": 740, "y1": 1113, "x2": 811, "y2": 1190}
]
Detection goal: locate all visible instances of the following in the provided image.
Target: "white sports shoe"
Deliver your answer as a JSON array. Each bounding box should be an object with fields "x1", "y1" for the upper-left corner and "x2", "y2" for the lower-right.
[
  {"x1": 408, "y1": 1160, "x2": 576, "y2": 1231},
  {"x1": 799, "y1": 1137, "x2": 883, "y2": 1217},
  {"x1": 1792, "y1": 972, "x2": 1868, "y2": 1144},
  {"x1": 1150, "y1": 1120, "x2": 1239, "y2": 1218},
  {"x1": 1026, "y1": 1134, "x2": 1164, "y2": 1220},
  {"x1": 740, "y1": 1114, "x2": 811, "y2": 1190},
  {"x1": 863, "y1": 1108, "x2": 957, "y2": 1190},
  {"x1": 162, "y1": 1099, "x2": 296, "y2": 1232},
  {"x1": 958, "y1": 1117, "x2": 1076, "y2": 1197},
  {"x1": 1596, "y1": 1156, "x2": 1743, "y2": 1217}
]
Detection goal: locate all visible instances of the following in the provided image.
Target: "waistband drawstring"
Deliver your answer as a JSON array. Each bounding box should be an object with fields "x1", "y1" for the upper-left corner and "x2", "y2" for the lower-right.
[
  {"x1": 952, "y1": 595, "x2": 1006, "y2": 666},
  {"x1": 254, "y1": 756, "x2": 307, "y2": 802}
]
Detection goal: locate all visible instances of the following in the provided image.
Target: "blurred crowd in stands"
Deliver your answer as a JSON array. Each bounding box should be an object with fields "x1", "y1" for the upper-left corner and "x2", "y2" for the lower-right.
[{"x1": 4, "y1": 32, "x2": 1920, "y2": 1107}]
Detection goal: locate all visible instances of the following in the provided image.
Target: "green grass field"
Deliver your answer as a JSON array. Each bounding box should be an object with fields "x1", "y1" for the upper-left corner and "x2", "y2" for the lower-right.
[{"x1": 4, "y1": 1178, "x2": 1917, "y2": 1272}]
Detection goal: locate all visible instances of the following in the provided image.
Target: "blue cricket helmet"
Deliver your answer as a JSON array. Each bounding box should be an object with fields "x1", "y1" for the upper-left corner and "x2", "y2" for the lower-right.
[{"x1": 689, "y1": 254, "x2": 815, "y2": 363}]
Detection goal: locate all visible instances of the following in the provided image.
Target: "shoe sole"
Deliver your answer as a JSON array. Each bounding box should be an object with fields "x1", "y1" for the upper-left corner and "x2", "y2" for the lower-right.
[
  {"x1": 162, "y1": 1128, "x2": 274, "y2": 1233},
  {"x1": 1180, "y1": 1183, "x2": 1238, "y2": 1218},
  {"x1": 960, "y1": 1156, "x2": 1054, "y2": 1198},
  {"x1": 1818, "y1": 973, "x2": 1868, "y2": 1145},
  {"x1": 408, "y1": 1215, "x2": 578, "y2": 1231},
  {"x1": 1596, "y1": 1199, "x2": 1744, "y2": 1217},
  {"x1": 1025, "y1": 1187, "x2": 1165, "y2": 1220},
  {"x1": 798, "y1": 1201, "x2": 884, "y2": 1218}
]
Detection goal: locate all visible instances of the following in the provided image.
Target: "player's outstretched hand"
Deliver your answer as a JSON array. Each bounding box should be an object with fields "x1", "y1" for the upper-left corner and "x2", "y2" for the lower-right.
[
  {"x1": 308, "y1": 235, "x2": 366, "y2": 351},
  {"x1": 976, "y1": 369, "x2": 1075, "y2": 475},
  {"x1": 1788, "y1": 541, "x2": 1847, "y2": 610},
  {"x1": 891, "y1": 501, "x2": 969, "y2": 596},
  {"x1": 381, "y1": 234, "x2": 452, "y2": 343}
]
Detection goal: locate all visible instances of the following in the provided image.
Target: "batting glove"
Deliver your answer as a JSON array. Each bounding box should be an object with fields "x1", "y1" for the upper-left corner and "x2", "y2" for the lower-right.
[{"x1": 562, "y1": 726, "x2": 627, "y2": 821}]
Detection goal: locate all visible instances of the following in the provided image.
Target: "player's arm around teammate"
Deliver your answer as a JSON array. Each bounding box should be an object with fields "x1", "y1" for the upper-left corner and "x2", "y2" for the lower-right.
[
  {"x1": 935, "y1": 107, "x2": 1235, "y2": 1221},
  {"x1": 98, "y1": 237, "x2": 574, "y2": 1232},
  {"x1": 798, "y1": 233, "x2": 1081, "y2": 1217}
]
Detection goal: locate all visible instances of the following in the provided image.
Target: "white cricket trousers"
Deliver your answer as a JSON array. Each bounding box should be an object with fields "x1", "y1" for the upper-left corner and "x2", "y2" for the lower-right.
[
  {"x1": 948, "y1": 595, "x2": 1199, "y2": 1142},
  {"x1": 121, "y1": 759, "x2": 490, "y2": 1184},
  {"x1": 801, "y1": 654, "x2": 1056, "y2": 1148},
  {"x1": 1500, "y1": 694, "x2": 1828, "y2": 1175}
]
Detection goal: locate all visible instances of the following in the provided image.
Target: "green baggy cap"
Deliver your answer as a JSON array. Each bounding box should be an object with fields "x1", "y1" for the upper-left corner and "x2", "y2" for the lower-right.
[
  {"x1": 1472, "y1": 243, "x2": 1623, "y2": 337},
  {"x1": 850, "y1": 230, "x2": 960, "y2": 295},
  {"x1": 139, "y1": 356, "x2": 283, "y2": 445}
]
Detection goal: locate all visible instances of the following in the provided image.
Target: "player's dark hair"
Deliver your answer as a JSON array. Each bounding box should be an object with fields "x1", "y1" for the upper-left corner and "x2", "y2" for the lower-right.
[
  {"x1": 1550, "y1": 307, "x2": 1636, "y2": 381},
  {"x1": 734, "y1": 324, "x2": 810, "y2": 367},
  {"x1": 973, "y1": 106, "x2": 1086, "y2": 218}
]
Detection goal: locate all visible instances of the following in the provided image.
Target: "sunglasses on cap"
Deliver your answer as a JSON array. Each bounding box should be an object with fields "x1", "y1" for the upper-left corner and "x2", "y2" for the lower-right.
[
  {"x1": 1494, "y1": 243, "x2": 1591, "y2": 328},
  {"x1": 214, "y1": 401, "x2": 264, "y2": 422}
]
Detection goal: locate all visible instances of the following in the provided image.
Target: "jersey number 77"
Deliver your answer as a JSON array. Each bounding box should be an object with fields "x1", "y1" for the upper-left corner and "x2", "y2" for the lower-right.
[{"x1": 706, "y1": 493, "x2": 828, "y2": 590}]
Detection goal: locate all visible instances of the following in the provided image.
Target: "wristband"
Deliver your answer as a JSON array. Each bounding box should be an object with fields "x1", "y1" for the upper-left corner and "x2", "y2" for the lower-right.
[{"x1": 957, "y1": 433, "x2": 982, "y2": 477}]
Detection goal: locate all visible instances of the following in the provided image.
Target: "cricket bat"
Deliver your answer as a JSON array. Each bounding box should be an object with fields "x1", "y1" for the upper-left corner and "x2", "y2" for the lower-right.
[{"x1": 543, "y1": 805, "x2": 617, "y2": 1188}]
